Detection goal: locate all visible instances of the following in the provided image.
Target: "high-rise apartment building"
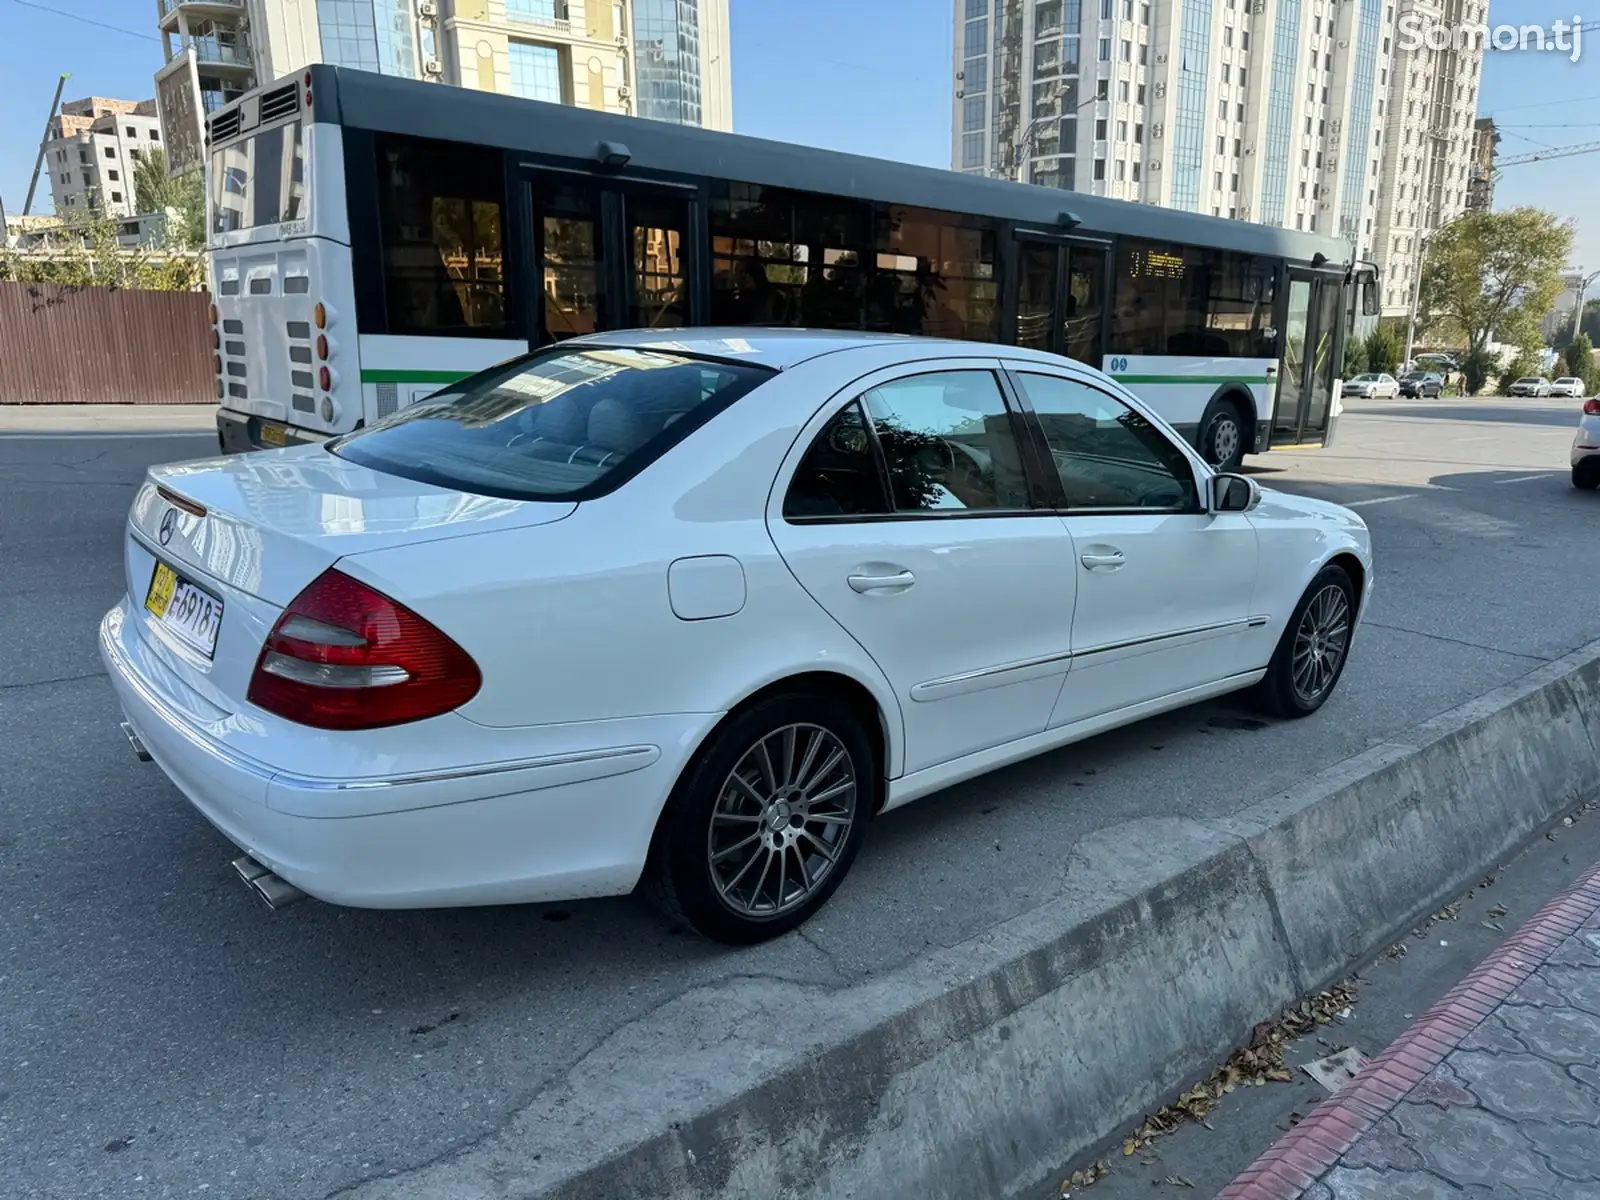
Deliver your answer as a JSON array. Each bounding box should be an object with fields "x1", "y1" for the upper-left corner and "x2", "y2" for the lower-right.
[
  {"x1": 1370, "y1": 0, "x2": 1483, "y2": 314},
  {"x1": 42, "y1": 97, "x2": 164, "y2": 217},
  {"x1": 154, "y1": 2, "x2": 730, "y2": 174},
  {"x1": 953, "y1": 0, "x2": 1483, "y2": 292}
]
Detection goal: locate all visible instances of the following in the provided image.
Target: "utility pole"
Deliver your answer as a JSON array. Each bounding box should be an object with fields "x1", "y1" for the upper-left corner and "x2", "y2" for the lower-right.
[{"x1": 23, "y1": 73, "x2": 70, "y2": 216}]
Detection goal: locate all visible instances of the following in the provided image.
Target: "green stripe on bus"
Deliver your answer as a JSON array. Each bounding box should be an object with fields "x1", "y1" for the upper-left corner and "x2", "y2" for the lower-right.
[
  {"x1": 1112, "y1": 374, "x2": 1273, "y2": 385},
  {"x1": 359, "y1": 368, "x2": 473, "y2": 384}
]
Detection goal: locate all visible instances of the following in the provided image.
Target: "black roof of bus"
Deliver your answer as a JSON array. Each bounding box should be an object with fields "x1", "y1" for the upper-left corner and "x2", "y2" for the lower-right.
[{"x1": 217, "y1": 65, "x2": 1354, "y2": 270}]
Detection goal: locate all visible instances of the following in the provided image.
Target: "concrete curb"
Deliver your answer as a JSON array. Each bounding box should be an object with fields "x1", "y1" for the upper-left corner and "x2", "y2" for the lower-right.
[
  {"x1": 0, "y1": 404, "x2": 218, "y2": 434},
  {"x1": 348, "y1": 641, "x2": 1600, "y2": 1200}
]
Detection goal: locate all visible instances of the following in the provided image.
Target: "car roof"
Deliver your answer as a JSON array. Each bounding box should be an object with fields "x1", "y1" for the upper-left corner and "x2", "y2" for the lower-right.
[{"x1": 563, "y1": 328, "x2": 1075, "y2": 371}]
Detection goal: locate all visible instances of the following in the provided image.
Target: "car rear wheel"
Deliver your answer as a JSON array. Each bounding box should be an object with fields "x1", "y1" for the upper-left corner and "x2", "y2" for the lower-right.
[
  {"x1": 1252, "y1": 565, "x2": 1357, "y2": 719},
  {"x1": 645, "y1": 693, "x2": 875, "y2": 943},
  {"x1": 1199, "y1": 399, "x2": 1248, "y2": 471},
  {"x1": 1574, "y1": 462, "x2": 1600, "y2": 490}
]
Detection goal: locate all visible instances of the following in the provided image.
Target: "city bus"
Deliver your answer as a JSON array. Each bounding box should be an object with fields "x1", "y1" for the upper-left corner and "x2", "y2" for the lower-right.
[{"x1": 204, "y1": 64, "x2": 1379, "y2": 470}]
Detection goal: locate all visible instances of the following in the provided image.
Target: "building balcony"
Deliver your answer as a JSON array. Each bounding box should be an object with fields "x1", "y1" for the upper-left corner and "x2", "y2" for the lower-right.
[{"x1": 157, "y1": 0, "x2": 244, "y2": 33}]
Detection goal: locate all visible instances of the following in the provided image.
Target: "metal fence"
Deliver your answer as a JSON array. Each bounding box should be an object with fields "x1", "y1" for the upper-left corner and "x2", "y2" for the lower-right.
[{"x1": 0, "y1": 281, "x2": 213, "y2": 405}]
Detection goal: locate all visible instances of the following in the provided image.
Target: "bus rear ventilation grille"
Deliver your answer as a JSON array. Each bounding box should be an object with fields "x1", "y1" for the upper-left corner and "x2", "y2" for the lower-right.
[
  {"x1": 209, "y1": 109, "x2": 242, "y2": 143},
  {"x1": 260, "y1": 84, "x2": 300, "y2": 124}
]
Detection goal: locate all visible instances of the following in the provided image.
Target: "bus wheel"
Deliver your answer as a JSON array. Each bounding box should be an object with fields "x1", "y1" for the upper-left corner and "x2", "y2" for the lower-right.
[{"x1": 1200, "y1": 400, "x2": 1247, "y2": 472}]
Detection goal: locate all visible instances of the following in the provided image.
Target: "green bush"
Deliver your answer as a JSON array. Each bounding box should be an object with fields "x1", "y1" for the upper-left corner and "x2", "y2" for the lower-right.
[
  {"x1": 1364, "y1": 325, "x2": 1403, "y2": 374},
  {"x1": 1460, "y1": 346, "x2": 1496, "y2": 396}
]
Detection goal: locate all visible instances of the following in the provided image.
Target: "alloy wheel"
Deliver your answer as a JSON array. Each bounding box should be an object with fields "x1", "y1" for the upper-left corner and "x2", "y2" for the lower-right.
[
  {"x1": 1292, "y1": 584, "x2": 1352, "y2": 704},
  {"x1": 706, "y1": 723, "x2": 858, "y2": 919}
]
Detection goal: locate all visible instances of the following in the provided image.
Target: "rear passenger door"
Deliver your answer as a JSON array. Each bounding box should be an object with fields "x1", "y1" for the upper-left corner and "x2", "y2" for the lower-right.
[{"x1": 767, "y1": 362, "x2": 1079, "y2": 778}]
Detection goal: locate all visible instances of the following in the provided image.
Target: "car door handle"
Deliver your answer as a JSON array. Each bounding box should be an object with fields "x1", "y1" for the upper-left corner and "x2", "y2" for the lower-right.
[
  {"x1": 1079, "y1": 551, "x2": 1126, "y2": 570},
  {"x1": 847, "y1": 570, "x2": 915, "y2": 593}
]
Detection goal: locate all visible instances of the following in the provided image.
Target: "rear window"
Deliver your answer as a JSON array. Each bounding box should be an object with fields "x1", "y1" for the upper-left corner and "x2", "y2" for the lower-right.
[{"x1": 330, "y1": 347, "x2": 772, "y2": 501}]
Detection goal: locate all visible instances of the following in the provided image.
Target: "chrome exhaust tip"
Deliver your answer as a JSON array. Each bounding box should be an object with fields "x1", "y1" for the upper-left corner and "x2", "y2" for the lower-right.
[
  {"x1": 120, "y1": 721, "x2": 152, "y2": 762},
  {"x1": 232, "y1": 854, "x2": 307, "y2": 910}
]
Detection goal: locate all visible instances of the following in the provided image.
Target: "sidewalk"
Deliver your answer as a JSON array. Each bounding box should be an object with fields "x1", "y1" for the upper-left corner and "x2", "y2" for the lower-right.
[
  {"x1": 1219, "y1": 857, "x2": 1600, "y2": 1199},
  {"x1": 0, "y1": 404, "x2": 217, "y2": 434}
]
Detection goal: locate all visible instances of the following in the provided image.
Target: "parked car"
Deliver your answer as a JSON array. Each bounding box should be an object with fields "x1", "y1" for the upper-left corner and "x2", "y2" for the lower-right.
[
  {"x1": 1399, "y1": 371, "x2": 1445, "y2": 398},
  {"x1": 1342, "y1": 372, "x2": 1400, "y2": 399},
  {"x1": 1550, "y1": 377, "x2": 1587, "y2": 399},
  {"x1": 1573, "y1": 397, "x2": 1600, "y2": 490},
  {"x1": 100, "y1": 331, "x2": 1374, "y2": 943},
  {"x1": 1508, "y1": 377, "x2": 1553, "y2": 397}
]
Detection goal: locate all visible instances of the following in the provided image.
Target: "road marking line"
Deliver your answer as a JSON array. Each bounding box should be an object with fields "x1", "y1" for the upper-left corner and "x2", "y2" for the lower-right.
[
  {"x1": 1344, "y1": 494, "x2": 1414, "y2": 507},
  {"x1": 1494, "y1": 473, "x2": 1559, "y2": 484}
]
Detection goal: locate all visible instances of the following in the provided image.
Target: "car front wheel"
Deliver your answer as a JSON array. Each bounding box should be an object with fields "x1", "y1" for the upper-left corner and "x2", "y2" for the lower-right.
[
  {"x1": 1253, "y1": 565, "x2": 1357, "y2": 718},
  {"x1": 646, "y1": 693, "x2": 875, "y2": 943}
]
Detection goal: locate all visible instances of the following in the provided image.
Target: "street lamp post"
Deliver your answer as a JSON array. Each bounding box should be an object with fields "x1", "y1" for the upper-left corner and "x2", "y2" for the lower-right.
[
  {"x1": 1566, "y1": 267, "x2": 1600, "y2": 344},
  {"x1": 1010, "y1": 92, "x2": 1103, "y2": 185}
]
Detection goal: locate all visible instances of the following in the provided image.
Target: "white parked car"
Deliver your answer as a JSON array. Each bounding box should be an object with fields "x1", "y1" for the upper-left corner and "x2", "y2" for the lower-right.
[
  {"x1": 101, "y1": 332, "x2": 1374, "y2": 943},
  {"x1": 1574, "y1": 397, "x2": 1600, "y2": 489},
  {"x1": 1550, "y1": 377, "x2": 1587, "y2": 399},
  {"x1": 1508, "y1": 376, "x2": 1553, "y2": 397},
  {"x1": 1341, "y1": 373, "x2": 1400, "y2": 399}
]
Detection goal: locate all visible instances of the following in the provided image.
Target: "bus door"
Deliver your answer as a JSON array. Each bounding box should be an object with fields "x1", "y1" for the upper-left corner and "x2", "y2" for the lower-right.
[
  {"x1": 1007, "y1": 232, "x2": 1108, "y2": 366},
  {"x1": 1271, "y1": 270, "x2": 1342, "y2": 447},
  {"x1": 520, "y1": 169, "x2": 704, "y2": 343}
]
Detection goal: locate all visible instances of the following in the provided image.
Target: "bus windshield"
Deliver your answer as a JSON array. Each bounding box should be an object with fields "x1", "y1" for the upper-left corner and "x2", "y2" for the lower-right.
[{"x1": 211, "y1": 120, "x2": 307, "y2": 236}]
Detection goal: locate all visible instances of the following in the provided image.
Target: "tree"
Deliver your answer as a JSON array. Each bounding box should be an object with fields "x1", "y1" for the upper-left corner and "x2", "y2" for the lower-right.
[
  {"x1": 1564, "y1": 332, "x2": 1598, "y2": 391},
  {"x1": 1342, "y1": 333, "x2": 1368, "y2": 378},
  {"x1": 131, "y1": 147, "x2": 206, "y2": 250},
  {"x1": 0, "y1": 214, "x2": 204, "y2": 291},
  {"x1": 1364, "y1": 324, "x2": 1402, "y2": 374},
  {"x1": 1418, "y1": 208, "x2": 1574, "y2": 361}
]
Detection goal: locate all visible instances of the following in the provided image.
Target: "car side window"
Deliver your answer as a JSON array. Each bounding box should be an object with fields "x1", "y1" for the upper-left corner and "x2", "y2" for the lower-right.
[
  {"x1": 783, "y1": 401, "x2": 890, "y2": 519},
  {"x1": 859, "y1": 371, "x2": 1031, "y2": 512},
  {"x1": 1013, "y1": 371, "x2": 1199, "y2": 511}
]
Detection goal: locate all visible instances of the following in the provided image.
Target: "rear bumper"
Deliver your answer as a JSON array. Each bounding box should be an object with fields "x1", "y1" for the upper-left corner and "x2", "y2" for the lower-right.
[
  {"x1": 216, "y1": 408, "x2": 330, "y2": 455},
  {"x1": 99, "y1": 599, "x2": 710, "y2": 908}
]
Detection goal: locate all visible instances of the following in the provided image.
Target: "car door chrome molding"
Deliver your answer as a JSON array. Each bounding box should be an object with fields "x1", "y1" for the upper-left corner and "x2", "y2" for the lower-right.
[
  {"x1": 909, "y1": 647, "x2": 1076, "y2": 702},
  {"x1": 911, "y1": 616, "x2": 1268, "y2": 702}
]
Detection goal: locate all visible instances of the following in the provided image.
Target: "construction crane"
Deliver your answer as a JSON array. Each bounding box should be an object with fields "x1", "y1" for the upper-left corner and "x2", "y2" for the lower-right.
[
  {"x1": 23, "y1": 73, "x2": 71, "y2": 216},
  {"x1": 1496, "y1": 139, "x2": 1600, "y2": 168}
]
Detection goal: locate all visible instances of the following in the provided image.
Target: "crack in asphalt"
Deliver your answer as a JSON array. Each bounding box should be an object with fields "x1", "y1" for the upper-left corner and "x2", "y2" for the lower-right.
[
  {"x1": 1363, "y1": 621, "x2": 1555, "y2": 663},
  {"x1": 0, "y1": 669, "x2": 107, "y2": 692}
]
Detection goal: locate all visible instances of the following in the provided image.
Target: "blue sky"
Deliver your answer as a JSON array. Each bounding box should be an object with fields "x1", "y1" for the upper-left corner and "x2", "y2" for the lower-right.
[{"x1": 1, "y1": 0, "x2": 1595, "y2": 269}]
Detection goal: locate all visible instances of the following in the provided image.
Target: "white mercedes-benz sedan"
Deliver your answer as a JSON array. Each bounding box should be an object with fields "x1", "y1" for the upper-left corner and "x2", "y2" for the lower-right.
[{"x1": 102, "y1": 331, "x2": 1373, "y2": 943}]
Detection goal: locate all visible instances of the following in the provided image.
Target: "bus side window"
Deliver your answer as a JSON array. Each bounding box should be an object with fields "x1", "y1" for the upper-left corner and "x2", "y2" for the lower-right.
[{"x1": 375, "y1": 134, "x2": 512, "y2": 337}]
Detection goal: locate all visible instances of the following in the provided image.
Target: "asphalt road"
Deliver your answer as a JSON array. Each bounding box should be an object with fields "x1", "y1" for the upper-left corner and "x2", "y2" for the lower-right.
[{"x1": 2, "y1": 397, "x2": 1595, "y2": 1200}]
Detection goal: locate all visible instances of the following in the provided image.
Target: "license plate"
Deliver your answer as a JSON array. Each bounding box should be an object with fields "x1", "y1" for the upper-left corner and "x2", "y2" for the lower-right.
[
  {"x1": 259, "y1": 421, "x2": 287, "y2": 448},
  {"x1": 145, "y1": 561, "x2": 224, "y2": 659}
]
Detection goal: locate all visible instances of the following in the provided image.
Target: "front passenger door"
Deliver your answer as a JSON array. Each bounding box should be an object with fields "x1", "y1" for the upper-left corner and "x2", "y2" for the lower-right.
[
  {"x1": 768, "y1": 364, "x2": 1079, "y2": 777},
  {"x1": 1007, "y1": 369, "x2": 1260, "y2": 727}
]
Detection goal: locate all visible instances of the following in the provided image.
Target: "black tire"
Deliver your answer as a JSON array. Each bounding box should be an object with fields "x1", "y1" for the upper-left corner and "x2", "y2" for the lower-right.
[
  {"x1": 1252, "y1": 564, "x2": 1357, "y2": 719},
  {"x1": 1574, "y1": 462, "x2": 1600, "y2": 491},
  {"x1": 645, "y1": 693, "x2": 876, "y2": 944},
  {"x1": 1198, "y1": 399, "x2": 1249, "y2": 472}
]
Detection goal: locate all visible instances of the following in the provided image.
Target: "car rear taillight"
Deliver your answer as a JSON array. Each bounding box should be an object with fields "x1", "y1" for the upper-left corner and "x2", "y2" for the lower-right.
[
  {"x1": 1584, "y1": 398, "x2": 1600, "y2": 415},
  {"x1": 247, "y1": 569, "x2": 480, "y2": 730}
]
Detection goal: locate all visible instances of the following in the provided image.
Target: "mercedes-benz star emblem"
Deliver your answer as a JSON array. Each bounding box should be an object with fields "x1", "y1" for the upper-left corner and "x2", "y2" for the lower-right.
[{"x1": 158, "y1": 508, "x2": 179, "y2": 546}]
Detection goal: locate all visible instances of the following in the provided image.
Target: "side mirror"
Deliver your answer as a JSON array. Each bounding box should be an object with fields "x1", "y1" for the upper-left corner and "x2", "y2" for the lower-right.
[
  {"x1": 1361, "y1": 278, "x2": 1380, "y2": 317},
  {"x1": 1211, "y1": 472, "x2": 1261, "y2": 514}
]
